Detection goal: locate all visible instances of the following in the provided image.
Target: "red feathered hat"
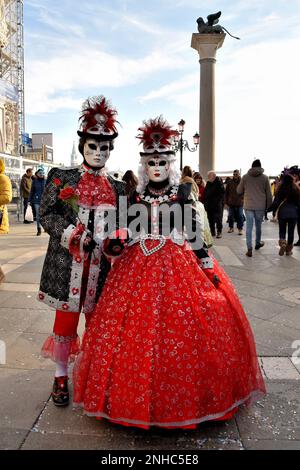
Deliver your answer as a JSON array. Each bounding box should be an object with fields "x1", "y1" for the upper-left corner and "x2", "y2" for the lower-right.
[
  {"x1": 77, "y1": 95, "x2": 119, "y2": 141},
  {"x1": 137, "y1": 116, "x2": 176, "y2": 158}
]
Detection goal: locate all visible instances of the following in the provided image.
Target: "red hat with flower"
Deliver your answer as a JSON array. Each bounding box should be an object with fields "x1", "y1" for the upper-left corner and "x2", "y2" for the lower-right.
[
  {"x1": 136, "y1": 116, "x2": 177, "y2": 158},
  {"x1": 77, "y1": 95, "x2": 119, "y2": 141}
]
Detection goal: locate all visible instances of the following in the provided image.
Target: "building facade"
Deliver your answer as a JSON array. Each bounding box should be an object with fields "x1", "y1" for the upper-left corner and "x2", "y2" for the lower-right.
[{"x1": 0, "y1": 0, "x2": 56, "y2": 202}]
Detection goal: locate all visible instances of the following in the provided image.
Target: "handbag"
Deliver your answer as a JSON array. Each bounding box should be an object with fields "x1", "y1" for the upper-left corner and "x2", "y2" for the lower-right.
[
  {"x1": 25, "y1": 204, "x2": 34, "y2": 222},
  {"x1": 274, "y1": 199, "x2": 287, "y2": 222}
]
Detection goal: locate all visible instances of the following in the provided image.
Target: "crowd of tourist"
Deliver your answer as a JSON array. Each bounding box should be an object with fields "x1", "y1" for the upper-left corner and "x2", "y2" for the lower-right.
[
  {"x1": 121, "y1": 159, "x2": 300, "y2": 258},
  {"x1": 1, "y1": 156, "x2": 300, "y2": 260}
]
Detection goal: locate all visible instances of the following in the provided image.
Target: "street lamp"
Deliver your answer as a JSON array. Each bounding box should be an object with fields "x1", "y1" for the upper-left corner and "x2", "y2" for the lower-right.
[{"x1": 172, "y1": 119, "x2": 199, "y2": 171}]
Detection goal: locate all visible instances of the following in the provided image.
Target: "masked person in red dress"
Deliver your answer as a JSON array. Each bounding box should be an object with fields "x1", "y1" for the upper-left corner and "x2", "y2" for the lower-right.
[
  {"x1": 73, "y1": 117, "x2": 266, "y2": 429},
  {"x1": 38, "y1": 96, "x2": 125, "y2": 406}
]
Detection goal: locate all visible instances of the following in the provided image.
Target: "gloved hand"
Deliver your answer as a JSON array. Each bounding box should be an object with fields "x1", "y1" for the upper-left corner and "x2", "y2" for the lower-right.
[
  {"x1": 102, "y1": 229, "x2": 129, "y2": 259},
  {"x1": 83, "y1": 234, "x2": 96, "y2": 253},
  {"x1": 69, "y1": 223, "x2": 86, "y2": 257},
  {"x1": 203, "y1": 268, "x2": 221, "y2": 288}
]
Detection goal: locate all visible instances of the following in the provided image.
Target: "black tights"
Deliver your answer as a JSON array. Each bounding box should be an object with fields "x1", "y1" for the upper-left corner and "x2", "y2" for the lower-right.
[{"x1": 279, "y1": 218, "x2": 297, "y2": 245}]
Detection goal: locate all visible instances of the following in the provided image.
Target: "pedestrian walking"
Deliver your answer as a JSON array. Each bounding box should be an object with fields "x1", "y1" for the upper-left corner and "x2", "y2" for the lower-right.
[
  {"x1": 0, "y1": 158, "x2": 12, "y2": 235},
  {"x1": 268, "y1": 174, "x2": 300, "y2": 256},
  {"x1": 225, "y1": 169, "x2": 244, "y2": 235},
  {"x1": 122, "y1": 169, "x2": 138, "y2": 199},
  {"x1": 20, "y1": 168, "x2": 33, "y2": 223},
  {"x1": 28, "y1": 167, "x2": 46, "y2": 236},
  {"x1": 193, "y1": 172, "x2": 205, "y2": 203},
  {"x1": 181, "y1": 166, "x2": 200, "y2": 199},
  {"x1": 204, "y1": 171, "x2": 225, "y2": 238},
  {"x1": 237, "y1": 159, "x2": 272, "y2": 257},
  {"x1": 289, "y1": 167, "x2": 300, "y2": 246}
]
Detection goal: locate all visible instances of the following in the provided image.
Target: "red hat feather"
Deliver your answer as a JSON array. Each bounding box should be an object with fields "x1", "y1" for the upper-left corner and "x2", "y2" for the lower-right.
[{"x1": 78, "y1": 96, "x2": 119, "y2": 139}]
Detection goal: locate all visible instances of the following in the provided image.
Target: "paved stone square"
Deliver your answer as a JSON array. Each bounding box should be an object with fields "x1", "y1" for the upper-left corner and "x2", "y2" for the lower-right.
[{"x1": 0, "y1": 217, "x2": 300, "y2": 450}]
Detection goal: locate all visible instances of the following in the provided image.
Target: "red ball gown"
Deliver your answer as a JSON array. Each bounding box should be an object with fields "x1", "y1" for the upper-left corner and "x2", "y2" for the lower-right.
[{"x1": 73, "y1": 183, "x2": 266, "y2": 429}]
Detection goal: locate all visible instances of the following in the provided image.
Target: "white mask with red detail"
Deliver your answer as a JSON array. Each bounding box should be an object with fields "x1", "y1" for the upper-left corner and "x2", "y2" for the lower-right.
[
  {"x1": 83, "y1": 138, "x2": 110, "y2": 168},
  {"x1": 146, "y1": 156, "x2": 170, "y2": 182}
]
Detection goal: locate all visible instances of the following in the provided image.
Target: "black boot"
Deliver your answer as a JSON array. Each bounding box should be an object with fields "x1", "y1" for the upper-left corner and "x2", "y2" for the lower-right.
[
  {"x1": 37, "y1": 227, "x2": 42, "y2": 236},
  {"x1": 52, "y1": 376, "x2": 69, "y2": 406}
]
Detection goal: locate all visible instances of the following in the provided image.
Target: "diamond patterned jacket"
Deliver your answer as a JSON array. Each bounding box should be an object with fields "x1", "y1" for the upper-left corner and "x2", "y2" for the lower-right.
[{"x1": 38, "y1": 165, "x2": 125, "y2": 313}]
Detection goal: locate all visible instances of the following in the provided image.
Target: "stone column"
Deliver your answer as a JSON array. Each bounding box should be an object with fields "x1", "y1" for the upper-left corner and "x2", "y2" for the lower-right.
[{"x1": 191, "y1": 33, "x2": 225, "y2": 177}]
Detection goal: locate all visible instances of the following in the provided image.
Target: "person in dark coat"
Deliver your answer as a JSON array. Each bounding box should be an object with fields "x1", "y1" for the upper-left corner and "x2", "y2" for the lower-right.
[
  {"x1": 268, "y1": 173, "x2": 300, "y2": 256},
  {"x1": 204, "y1": 171, "x2": 225, "y2": 238},
  {"x1": 225, "y1": 170, "x2": 244, "y2": 235},
  {"x1": 28, "y1": 168, "x2": 46, "y2": 235},
  {"x1": 122, "y1": 169, "x2": 138, "y2": 199},
  {"x1": 20, "y1": 168, "x2": 33, "y2": 223}
]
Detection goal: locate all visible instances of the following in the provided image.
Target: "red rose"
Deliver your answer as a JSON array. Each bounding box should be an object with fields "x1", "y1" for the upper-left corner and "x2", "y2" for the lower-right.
[
  {"x1": 53, "y1": 178, "x2": 62, "y2": 186},
  {"x1": 59, "y1": 187, "x2": 75, "y2": 200}
]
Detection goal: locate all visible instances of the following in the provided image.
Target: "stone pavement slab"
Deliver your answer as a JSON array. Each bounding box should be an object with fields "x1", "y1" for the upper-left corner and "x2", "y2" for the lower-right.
[
  {"x1": 0, "y1": 368, "x2": 52, "y2": 430},
  {"x1": 21, "y1": 431, "x2": 137, "y2": 450},
  {"x1": 1, "y1": 219, "x2": 300, "y2": 450},
  {"x1": 0, "y1": 428, "x2": 29, "y2": 451},
  {"x1": 0, "y1": 307, "x2": 46, "y2": 333},
  {"x1": 240, "y1": 295, "x2": 292, "y2": 321},
  {"x1": 0, "y1": 291, "x2": 46, "y2": 309},
  {"x1": 261, "y1": 357, "x2": 300, "y2": 380},
  {"x1": 242, "y1": 439, "x2": 300, "y2": 450},
  {"x1": 4, "y1": 332, "x2": 53, "y2": 371},
  {"x1": 244, "y1": 316, "x2": 300, "y2": 357},
  {"x1": 33, "y1": 394, "x2": 239, "y2": 443},
  {"x1": 236, "y1": 381, "x2": 300, "y2": 442}
]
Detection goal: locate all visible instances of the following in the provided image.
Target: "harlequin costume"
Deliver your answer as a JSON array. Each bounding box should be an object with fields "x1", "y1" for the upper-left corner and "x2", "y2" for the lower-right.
[
  {"x1": 38, "y1": 96, "x2": 124, "y2": 405},
  {"x1": 73, "y1": 117, "x2": 266, "y2": 428}
]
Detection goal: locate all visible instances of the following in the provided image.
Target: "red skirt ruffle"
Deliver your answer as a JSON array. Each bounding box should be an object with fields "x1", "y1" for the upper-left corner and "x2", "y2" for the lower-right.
[
  {"x1": 41, "y1": 335, "x2": 80, "y2": 364},
  {"x1": 73, "y1": 240, "x2": 266, "y2": 429}
]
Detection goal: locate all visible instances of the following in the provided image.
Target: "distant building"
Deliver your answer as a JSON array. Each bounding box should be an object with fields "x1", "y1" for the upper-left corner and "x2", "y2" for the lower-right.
[
  {"x1": 70, "y1": 141, "x2": 78, "y2": 167},
  {"x1": 0, "y1": 1, "x2": 57, "y2": 196},
  {"x1": 23, "y1": 132, "x2": 54, "y2": 166}
]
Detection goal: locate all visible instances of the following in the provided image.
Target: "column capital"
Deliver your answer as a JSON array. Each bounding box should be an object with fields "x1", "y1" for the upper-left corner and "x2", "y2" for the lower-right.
[{"x1": 191, "y1": 33, "x2": 225, "y2": 60}]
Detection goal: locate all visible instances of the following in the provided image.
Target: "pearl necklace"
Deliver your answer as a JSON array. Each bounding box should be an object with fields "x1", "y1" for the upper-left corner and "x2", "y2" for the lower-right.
[
  {"x1": 147, "y1": 184, "x2": 171, "y2": 196},
  {"x1": 140, "y1": 185, "x2": 178, "y2": 204}
]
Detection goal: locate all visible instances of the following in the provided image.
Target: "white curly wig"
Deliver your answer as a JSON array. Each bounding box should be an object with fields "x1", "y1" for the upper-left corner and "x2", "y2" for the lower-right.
[{"x1": 136, "y1": 155, "x2": 181, "y2": 194}]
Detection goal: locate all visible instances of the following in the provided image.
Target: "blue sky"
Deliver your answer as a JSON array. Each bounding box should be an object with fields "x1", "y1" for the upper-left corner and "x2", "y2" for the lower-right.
[{"x1": 24, "y1": 0, "x2": 300, "y2": 175}]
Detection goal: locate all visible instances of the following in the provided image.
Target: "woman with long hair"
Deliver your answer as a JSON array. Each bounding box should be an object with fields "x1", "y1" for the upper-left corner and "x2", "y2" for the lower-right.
[
  {"x1": 122, "y1": 169, "x2": 138, "y2": 198},
  {"x1": 193, "y1": 172, "x2": 205, "y2": 204},
  {"x1": 269, "y1": 173, "x2": 300, "y2": 256}
]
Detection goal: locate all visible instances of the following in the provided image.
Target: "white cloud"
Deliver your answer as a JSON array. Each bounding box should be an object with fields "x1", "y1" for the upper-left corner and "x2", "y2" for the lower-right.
[
  {"x1": 139, "y1": 73, "x2": 197, "y2": 103},
  {"x1": 25, "y1": 39, "x2": 190, "y2": 115},
  {"x1": 136, "y1": 34, "x2": 300, "y2": 176}
]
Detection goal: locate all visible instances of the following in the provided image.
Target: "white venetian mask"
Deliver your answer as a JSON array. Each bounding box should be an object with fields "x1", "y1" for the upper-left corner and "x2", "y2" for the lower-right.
[
  {"x1": 83, "y1": 138, "x2": 110, "y2": 168},
  {"x1": 146, "y1": 157, "x2": 170, "y2": 182}
]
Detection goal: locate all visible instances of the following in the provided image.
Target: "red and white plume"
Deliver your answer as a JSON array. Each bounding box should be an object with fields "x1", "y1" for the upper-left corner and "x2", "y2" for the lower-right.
[
  {"x1": 78, "y1": 95, "x2": 118, "y2": 137},
  {"x1": 137, "y1": 116, "x2": 176, "y2": 156}
]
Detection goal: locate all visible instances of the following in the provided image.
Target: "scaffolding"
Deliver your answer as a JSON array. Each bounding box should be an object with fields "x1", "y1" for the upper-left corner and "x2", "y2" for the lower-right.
[{"x1": 0, "y1": 0, "x2": 24, "y2": 153}]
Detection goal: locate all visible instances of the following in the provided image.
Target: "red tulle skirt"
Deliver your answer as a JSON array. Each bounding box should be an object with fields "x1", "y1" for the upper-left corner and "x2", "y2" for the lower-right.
[{"x1": 73, "y1": 240, "x2": 266, "y2": 429}]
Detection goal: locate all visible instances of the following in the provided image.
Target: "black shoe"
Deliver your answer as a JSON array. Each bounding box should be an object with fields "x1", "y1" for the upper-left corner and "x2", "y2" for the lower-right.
[
  {"x1": 294, "y1": 240, "x2": 300, "y2": 247},
  {"x1": 255, "y1": 241, "x2": 265, "y2": 250},
  {"x1": 23, "y1": 220, "x2": 31, "y2": 224},
  {"x1": 37, "y1": 228, "x2": 42, "y2": 236},
  {"x1": 216, "y1": 232, "x2": 222, "y2": 239},
  {"x1": 52, "y1": 376, "x2": 69, "y2": 406},
  {"x1": 246, "y1": 248, "x2": 253, "y2": 257}
]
